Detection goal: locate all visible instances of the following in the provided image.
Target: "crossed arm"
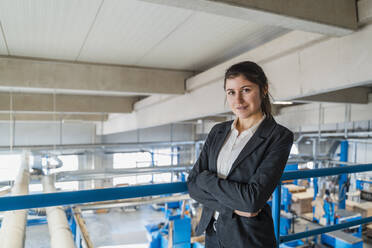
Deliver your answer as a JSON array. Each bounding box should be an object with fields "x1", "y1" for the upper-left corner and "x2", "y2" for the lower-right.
[{"x1": 187, "y1": 126, "x2": 294, "y2": 216}]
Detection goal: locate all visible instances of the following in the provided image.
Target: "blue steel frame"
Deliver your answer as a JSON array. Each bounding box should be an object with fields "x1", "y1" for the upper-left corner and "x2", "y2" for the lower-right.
[
  {"x1": 273, "y1": 163, "x2": 372, "y2": 247},
  {"x1": 1, "y1": 165, "x2": 372, "y2": 247}
]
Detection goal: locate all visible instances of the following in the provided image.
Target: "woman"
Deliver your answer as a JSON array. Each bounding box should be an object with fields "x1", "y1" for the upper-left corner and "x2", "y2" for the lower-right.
[{"x1": 187, "y1": 61, "x2": 293, "y2": 248}]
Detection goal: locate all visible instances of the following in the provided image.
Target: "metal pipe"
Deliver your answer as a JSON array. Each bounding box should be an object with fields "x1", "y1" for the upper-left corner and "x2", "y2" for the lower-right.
[
  {"x1": 56, "y1": 164, "x2": 193, "y2": 182},
  {"x1": 347, "y1": 138, "x2": 372, "y2": 144},
  {"x1": 295, "y1": 131, "x2": 372, "y2": 144},
  {"x1": 0, "y1": 152, "x2": 30, "y2": 248},
  {"x1": 79, "y1": 194, "x2": 190, "y2": 210},
  {"x1": 0, "y1": 140, "x2": 198, "y2": 151},
  {"x1": 0, "y1": 186, "x2": 11, "y2": 196},
  {"x1": 42, "y1": 175, "x2": 75, "y2": 248}
]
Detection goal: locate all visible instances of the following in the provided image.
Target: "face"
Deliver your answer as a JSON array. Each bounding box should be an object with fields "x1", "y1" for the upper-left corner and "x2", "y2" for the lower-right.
[{"x1": 225, "y1": 75, "x2": 264, "y2": 120}]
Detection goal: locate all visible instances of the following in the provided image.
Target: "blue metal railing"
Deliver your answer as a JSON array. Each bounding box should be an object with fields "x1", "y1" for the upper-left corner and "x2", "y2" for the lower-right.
[
  {"x1": 2, "y1": 164, "x2": 372, "y2": 247},
  {"x1": 0, "y1": 182, "x2": 188, "y2": 211},
  {"x1": 273, "y1": 163, "x2": 372, "y2": 247}
]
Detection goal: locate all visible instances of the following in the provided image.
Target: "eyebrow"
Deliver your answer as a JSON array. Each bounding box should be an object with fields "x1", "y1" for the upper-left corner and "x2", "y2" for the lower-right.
[{"x1": 226, "y1": 85, "x2": 252, "y2": 91}]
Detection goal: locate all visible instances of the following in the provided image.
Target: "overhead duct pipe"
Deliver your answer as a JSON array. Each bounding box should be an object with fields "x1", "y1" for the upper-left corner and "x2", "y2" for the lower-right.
[
  {"x1": 42, "y1": 175, "x2": 75, "y2": 248},
  {"x1": 0, "y1": 151, "x2": 30, "y2": 248}
]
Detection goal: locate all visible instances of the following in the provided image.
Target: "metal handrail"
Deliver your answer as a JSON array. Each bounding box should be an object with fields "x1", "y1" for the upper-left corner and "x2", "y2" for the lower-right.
[
  {"x1": 2, "y1": 163, "x2": 372, "y2": 246},
  {"x1": 275, "y1": 163, "x2": 372, "y2": 247},
  {"x1": 0, "y1": 182, "x2": 188, "y2": 211},
  {"x1": 280, "y1": 216, "x2": 372, "y2": 243},
  {"x1": 281, "y1": 163, "x2": 372, "y2": 180}
]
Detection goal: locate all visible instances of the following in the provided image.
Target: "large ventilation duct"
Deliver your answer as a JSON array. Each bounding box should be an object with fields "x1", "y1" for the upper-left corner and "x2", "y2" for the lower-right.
[
  {"x1": 0, "y1": 152, "x2": 30, "y2": 248},
  {"x1": 42, "y1": 175, "x2": 75, "y2": 248}
]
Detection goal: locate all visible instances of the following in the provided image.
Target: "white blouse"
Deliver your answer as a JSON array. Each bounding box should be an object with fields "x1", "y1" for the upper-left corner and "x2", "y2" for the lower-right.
[{"x1": 216, "y1": 115, "x2": 265, "y2": 179}]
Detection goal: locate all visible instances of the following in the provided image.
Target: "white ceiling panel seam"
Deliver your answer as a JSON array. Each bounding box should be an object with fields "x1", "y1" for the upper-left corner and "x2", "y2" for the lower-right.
[
  {"x1": 74, "y1": 0, "x2": 105, "y2": 62},
  {"x1": 0, "y1": 21, "x2": 9, "y2": 55},
  {"x1": 133, "y1": 11, "x2": 195, "y2": 66}
]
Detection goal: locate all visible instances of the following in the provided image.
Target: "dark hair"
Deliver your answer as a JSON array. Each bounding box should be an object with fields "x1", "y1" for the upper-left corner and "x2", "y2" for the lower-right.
[{"x1": 224, "y1": 61, "x2": 272, "y2": 117}]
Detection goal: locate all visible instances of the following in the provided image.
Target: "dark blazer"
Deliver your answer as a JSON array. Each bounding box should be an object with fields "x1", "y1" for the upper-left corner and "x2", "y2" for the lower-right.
[{"x1": 187, "y1": 116, "x2": 293, "y2": 248}]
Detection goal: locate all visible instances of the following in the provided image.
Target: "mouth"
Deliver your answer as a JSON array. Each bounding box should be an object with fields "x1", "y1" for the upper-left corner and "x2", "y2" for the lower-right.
[{"x1": 236, "y1": 106, "x2": 248, "y2": 110}]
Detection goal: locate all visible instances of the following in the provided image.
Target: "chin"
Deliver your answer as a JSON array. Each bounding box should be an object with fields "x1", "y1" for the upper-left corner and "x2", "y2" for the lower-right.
[
  {"x1": 234, "y1": 110, "x2": 261, "y2": 120},
  {"x1": 235, "y1": 113, "x2": 252, "y2": 119}
]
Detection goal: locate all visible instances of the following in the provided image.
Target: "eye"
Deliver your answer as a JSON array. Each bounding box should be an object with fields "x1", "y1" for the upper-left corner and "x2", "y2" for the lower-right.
[
  {"x1": 242, "y1": 88, "x2": 251, "y2": 93},
  {"x1": 227, "y1": 90, "x2": 235, "y2": 95}
]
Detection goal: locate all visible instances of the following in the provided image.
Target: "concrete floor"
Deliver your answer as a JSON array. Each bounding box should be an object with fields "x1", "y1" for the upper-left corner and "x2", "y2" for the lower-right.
[
  {"x1": 83, "y1": 205, "x2": 165, "y2": 247},
  {"x1": 25, "y1": 205, "x2": 165, "y2": 248},
  {"x1": 25, "y1": 223, "x2": 50, "y2": 248}
]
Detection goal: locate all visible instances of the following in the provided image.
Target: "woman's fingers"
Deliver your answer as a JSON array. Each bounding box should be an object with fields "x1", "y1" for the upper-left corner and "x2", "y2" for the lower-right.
[{"x1": 234, "y1": 209, "x2": 261, "y2": 217}]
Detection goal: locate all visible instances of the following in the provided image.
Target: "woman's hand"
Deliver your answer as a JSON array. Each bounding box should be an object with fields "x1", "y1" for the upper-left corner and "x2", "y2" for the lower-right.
[{"x1": 234, "y1": 209, "x2": 261, "y2": 217}]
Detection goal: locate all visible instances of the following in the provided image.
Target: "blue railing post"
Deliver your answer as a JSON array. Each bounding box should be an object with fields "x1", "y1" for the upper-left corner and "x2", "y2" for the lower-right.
[
  {"x1": 272, "y1": 184, "x2": 281, "y2": 248},
  {"x1": 339, "y1": 140, "x2": 348, "y2": 209}
]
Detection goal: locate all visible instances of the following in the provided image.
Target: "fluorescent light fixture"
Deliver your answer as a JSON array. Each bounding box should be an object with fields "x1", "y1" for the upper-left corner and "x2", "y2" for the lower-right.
[{"x1": 273, "y1": 101, "x2": 293, "y2": 105}]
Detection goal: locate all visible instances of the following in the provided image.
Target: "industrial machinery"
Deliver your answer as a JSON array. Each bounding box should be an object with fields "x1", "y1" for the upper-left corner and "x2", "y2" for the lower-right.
[{"x1": 146, "y1": 201, "x2": 203, "y2": 248}]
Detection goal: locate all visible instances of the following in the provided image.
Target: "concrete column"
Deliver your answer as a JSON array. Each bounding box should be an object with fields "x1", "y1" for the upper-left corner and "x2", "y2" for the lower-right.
[{"x1": 0, "y1": 152, "x2": 30, "y2": 248}]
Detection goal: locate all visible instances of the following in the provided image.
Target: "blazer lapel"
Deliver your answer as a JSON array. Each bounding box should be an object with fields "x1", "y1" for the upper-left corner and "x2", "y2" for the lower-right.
[
  {"x1": 227, "y1": 116, "x2": 277, "y2": 177},
  {"x1": 211, "y1": 122, "x2": 232, "y2": 172}
]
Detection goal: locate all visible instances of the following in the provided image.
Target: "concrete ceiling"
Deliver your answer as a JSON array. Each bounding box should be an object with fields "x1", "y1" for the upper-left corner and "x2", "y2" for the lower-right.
[
  {"x1": 0, "y1": 0, "x2": 289, "y2": 71},
  {"x1": 0, "y1": 0, "x2": 360, "y2": 123}
]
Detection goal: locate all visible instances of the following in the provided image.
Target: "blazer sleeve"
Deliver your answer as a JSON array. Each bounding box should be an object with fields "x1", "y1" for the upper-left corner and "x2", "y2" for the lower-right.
[
  {"x1": 196, "y1": 128, "x2": 293, "y2": 213},
  {"x1": 187, "y1": 125, "x2": 232, "y2": 214}
]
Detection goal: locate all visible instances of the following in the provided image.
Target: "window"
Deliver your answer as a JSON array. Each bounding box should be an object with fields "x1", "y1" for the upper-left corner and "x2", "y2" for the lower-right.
[
  {"x1": 153, "y1": 147, "x2": 178, "y2": 166},
  {"x1": 112, "y1": 148, "x2": 179, "y2": 185},
  {"x1": 114, "y1": 152, "x2": 152, "y2": 169},
  {"x1": 0, "y1": 154, "x2": 21, "y2": 181}
]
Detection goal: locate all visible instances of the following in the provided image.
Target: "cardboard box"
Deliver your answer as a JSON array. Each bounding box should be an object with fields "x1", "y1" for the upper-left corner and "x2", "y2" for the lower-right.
[
  {"x1": 291, "y1": 188, "x2": 314, "y2": 215},
  {"x1": 353, "y1": 202, "x2": 372, "y2": 218},
  {"x1": 366, "y1": 224, "x2": 372, "y2": 238},
  {"x1": 346, "y1": 200, "x2": 359, "y2": 212},
  {"x1": 284, "y1": 184, "x2": 306, "y2": 193}
]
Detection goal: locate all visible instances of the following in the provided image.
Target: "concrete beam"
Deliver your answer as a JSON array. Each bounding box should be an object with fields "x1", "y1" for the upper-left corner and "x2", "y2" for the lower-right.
[
  {"x1": 291, "y1": 87, "x2": 371, "y2": 104},
  {"x1": 0, "y1": 113, "x2": 108, "y2": 122},
  {"x1": 0, "y1": 56, "x2": 193, "y2": 95},
  {"x1": 358, "y1": 0, "x2": 372, "y2": 24},
  {"x1": 0, "y1": 92, "x2": 135, "y2": 113},
  {"x1": 102, "y1": 21, "x2": 372, "y2": 134},
  {"x1": 140, "y1": 0, "x2": 358, "y2": 36}
]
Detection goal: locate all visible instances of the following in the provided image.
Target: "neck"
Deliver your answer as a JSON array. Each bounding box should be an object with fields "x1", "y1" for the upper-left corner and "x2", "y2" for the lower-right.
[{"x1": 236, "y1": 112, "x2": 264, "y2": 132}]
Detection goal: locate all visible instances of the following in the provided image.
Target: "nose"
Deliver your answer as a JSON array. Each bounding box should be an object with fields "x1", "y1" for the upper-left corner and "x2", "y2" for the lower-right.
[{"x1": 234, "y1": 92, "x2": 244, "y2": 103}]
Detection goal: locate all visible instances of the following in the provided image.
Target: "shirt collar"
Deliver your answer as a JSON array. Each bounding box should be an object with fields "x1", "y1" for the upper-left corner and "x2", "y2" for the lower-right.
[{"x1": 231, "y1": 114, "x2": 266, "y2": 137}]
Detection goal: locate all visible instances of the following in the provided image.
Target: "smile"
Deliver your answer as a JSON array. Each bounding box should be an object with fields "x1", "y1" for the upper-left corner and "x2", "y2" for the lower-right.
[{"x1": 236, "y1": 106, "x2": 248, "y2": 110}]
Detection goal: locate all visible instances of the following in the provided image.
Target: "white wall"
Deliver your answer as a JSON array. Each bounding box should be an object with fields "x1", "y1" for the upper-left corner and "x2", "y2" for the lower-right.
[{"x1": 0, "y1": 121, "x2": 95, "y2": 146}]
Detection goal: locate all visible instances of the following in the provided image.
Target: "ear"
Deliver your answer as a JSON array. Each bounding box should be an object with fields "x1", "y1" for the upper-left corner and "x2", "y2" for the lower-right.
[{"x1": 263, "y1": 85, "x2": 268, "y2": 96}]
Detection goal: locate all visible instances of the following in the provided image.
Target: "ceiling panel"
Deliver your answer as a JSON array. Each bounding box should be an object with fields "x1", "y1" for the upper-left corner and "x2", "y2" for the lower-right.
[
  {"x1": 78, "y1": 0, "x2": 193, "y2": 65},
  {"x1": 136, "y1": 12, "x2": 285, "y2": 70},
  {"x1": 0, "y1": 0, "x2": 102, "y2": 60}
]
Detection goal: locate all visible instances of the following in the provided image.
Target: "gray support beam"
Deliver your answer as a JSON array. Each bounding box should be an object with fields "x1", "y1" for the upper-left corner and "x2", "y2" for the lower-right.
[
  {"x1": 0, "y1": 56, "x2": 193, "y2": 95},
  {"x1": 291, "y1": 87, "x2": 371, "y2": 104},
  {"x1": 0, "y1": 113, "x2": 108, "y2": 122},
  {"x1": 358, "y1": 0, "x2": 372, "y2": 24},
  {"x1": 0, "y1": 92, "x2": 135, "y2": 113},
  {"x1": 140, "y1": 0, "x2": 358, "y2": 36}
]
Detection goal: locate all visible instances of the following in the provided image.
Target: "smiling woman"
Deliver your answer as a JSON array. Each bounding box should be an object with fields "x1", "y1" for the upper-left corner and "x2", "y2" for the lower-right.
[{"x1": 187, "y1": 61, "x2": 293, "y2": 248}]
